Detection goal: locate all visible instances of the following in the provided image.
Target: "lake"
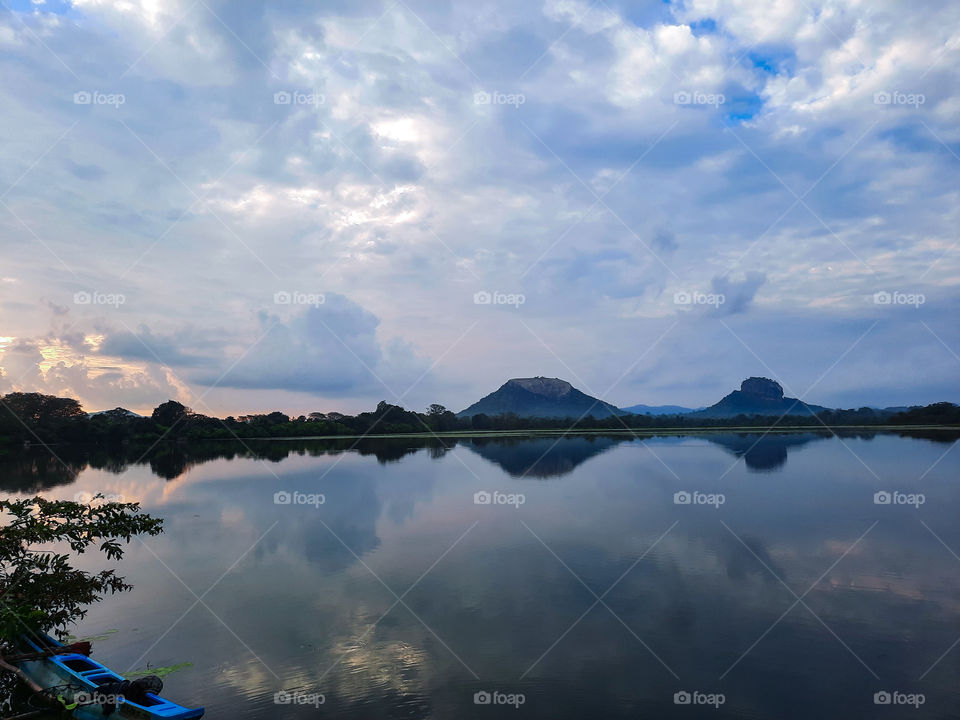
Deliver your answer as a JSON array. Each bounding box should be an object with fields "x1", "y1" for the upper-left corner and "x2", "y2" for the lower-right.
[{"x1": 5, "y1": 430, "x2": 960, "y2": 718}]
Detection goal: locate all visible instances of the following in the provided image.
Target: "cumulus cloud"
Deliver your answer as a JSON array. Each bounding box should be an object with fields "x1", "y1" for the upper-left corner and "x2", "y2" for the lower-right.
[
  {"x1": 99, "y1": 327, "x2": 215, "y2": 368},
  {"x1": 0, "y1": 335, "x2": 186, "y2": 413},
  {"x1": 0, "y1": 0, "x2": 956, "y2": 411},
  {"x1": 712, "y1": 271, "x2": 767, "y2": 315},
  {"x1": 189, "y1": 294, "x2": 429, "y2": 397}
]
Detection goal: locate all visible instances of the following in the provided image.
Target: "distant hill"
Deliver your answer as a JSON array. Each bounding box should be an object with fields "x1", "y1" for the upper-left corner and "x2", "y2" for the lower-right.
[
  {"x1": 621, "y1": 404, "x2": 697, "y2": 416},
  {"x1": 458, "y1": 377, "x2": 623, "y2": 419},
  {"x1": 88, "y1": 407, "x2": 143, "y2": 419},
  {"x1": 690, "y1": 377, "x2": 828, "y2": 419}
]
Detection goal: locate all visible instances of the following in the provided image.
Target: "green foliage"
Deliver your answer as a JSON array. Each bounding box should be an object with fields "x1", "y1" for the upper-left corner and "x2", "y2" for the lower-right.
[
  {"x1": 0, "y1": 392, "x2": 956, "y2": 451},
  {"x1": 0, "y1": 392, "x2": 87, "y2": 444},
  {"x1": 1, "y1": 393, "x2": 86, "y2": 424},
  {"x1": 890, "y1": 402, "x2": 960, "y2": 425},
  {"x1": 0, "y1": 495, "x2": 163, "y2": 642},
  {"x1": 151, "y1": 400, "x2": 189, "y2": 427}
]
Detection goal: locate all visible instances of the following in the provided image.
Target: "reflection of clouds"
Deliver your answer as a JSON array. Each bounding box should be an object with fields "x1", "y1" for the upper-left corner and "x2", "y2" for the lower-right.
[
  {"x1": 207, "y1": 659, "x2": 276, "y2": 707},
  {"x1": 32, "y1": 467, "x2": 156, "y2": 506},
  {"x1": 328, "y1": 632, "x2": 429, "y2": 700},
  {"x1": 720, "y1": 533, "x2": 786, "y2": 584},
  {"x1": 12, "y1": 434, "x2": 960, "y2": 718}
]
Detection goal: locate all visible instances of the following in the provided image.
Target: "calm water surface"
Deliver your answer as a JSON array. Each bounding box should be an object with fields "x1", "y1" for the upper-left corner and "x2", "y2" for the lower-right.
[{"x1": 5, "y1": 430, "x2": 960, "y2": 719}]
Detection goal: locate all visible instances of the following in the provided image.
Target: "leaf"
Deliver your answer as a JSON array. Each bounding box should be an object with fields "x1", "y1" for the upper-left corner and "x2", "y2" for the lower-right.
[{"x1": 126, "y1": 661, "x2": 194, "y2": 679}]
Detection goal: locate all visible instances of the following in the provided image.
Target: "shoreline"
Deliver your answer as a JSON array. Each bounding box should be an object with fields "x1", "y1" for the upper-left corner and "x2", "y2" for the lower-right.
[
  {"x1": 130, "y1": 424, "x2": 960, "y2": 442},
  {"x1": 5, "y1": 425, "x2": 957, "y2": 451}
]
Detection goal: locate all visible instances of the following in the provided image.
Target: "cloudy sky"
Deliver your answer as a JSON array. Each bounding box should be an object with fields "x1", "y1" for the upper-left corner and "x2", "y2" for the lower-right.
[{"x1": 0, "y1": 0, "x2": 957, "y2": 416}]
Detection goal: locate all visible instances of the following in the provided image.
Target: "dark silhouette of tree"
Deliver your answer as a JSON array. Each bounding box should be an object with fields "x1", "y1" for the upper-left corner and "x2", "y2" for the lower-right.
[
  {"x1": 0, "y1": 495, "x2": 163, "y2": 642},
  {"x1": 150, "y1": 400, "x2": 189, "y2": 427},
  {"x1": 0, "y1": 391, "x2": 955, "y2": 449},
  {"x1": 470, "y1": 413, "x2": 492, "y2": 430},
  {"x1": 0, "y1": 393, "x2": 85, "y2": 423}
]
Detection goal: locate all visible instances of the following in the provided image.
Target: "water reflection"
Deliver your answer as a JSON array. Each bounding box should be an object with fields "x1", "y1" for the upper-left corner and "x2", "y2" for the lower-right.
[
  {"x1": 3, "y1": 429, "x2": 954, "y2": 491},
  {"x1": 4, "y1": 431, "x2": 960, "y2": 718},
  {"x1": 462, "y1": 435, "x2": 629, "y2": 477},
  {"x1": 703, "y1": 431, "x2": 831, "y2": 471}
]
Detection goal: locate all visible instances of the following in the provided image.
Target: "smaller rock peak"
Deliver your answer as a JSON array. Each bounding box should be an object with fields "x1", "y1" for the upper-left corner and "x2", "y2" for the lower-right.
[{"x1": 740, "y1": 377, "x2": 784, "y2": 400}]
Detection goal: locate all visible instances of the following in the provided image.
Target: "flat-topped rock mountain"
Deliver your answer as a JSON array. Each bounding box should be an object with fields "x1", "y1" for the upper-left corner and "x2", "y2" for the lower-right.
[
  {"x1": 458, "y1": 377, "x2": 623, "y2": 419},
  {"x1": 691, "y1": 377, "x2": 827, "y2": 419}
]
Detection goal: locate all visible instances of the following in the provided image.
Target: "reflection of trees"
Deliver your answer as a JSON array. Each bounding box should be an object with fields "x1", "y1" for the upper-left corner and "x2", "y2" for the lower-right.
[
  {"x1": 892, "y1": 428, "x2": 960, "y2": 444},
  {"x1": 0, "y1": 446, "x2": 86, "y2": 493},
  {"x1": 148, "y1": 445, "x2": 196, "y2": 480},
  {"x1": 1, "y1": 430, "x2": 955, "y2": 488}
]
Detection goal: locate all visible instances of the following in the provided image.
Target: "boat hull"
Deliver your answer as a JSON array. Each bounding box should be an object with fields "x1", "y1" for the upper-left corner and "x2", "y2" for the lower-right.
[{"x1": 15, "y1": 634, "x2": 204, "y2": 719}]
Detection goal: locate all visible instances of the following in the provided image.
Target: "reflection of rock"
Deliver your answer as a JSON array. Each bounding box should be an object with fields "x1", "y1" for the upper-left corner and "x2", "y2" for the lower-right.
[
  {"x1": 463, "y1": 435, "x2": 629, "y2": 478},
  {"x1": 705, "y1": 432, "x2": 830, "y2": 472}
]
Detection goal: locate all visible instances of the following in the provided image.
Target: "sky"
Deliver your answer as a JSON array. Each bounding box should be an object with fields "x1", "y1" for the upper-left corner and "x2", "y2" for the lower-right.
[{"x1": 0, "y1": 0, "x2": 957, "y2": 416}]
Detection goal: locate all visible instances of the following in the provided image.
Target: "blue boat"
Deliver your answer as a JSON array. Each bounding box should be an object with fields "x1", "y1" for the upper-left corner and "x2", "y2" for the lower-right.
[{"x1": 13, "y1": 633, "x2": 204, "y2": 719}]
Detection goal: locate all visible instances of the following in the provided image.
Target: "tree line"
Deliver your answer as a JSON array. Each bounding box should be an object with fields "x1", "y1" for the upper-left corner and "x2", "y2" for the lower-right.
[{"x1": 0, "y1": 392, "x2": 957, "y2": 446}]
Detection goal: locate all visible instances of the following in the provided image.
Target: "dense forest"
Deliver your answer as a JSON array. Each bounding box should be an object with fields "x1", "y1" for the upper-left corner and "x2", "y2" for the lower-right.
[{"x1": 0, "y1": 392, "x2": 957, "y2": 447}]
